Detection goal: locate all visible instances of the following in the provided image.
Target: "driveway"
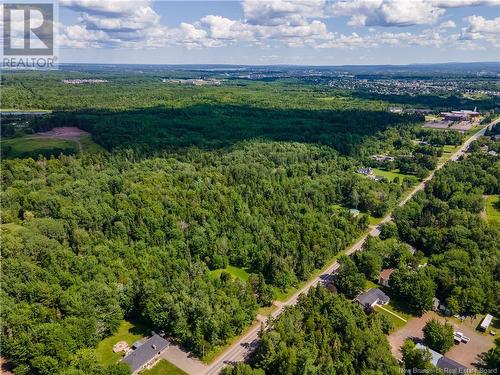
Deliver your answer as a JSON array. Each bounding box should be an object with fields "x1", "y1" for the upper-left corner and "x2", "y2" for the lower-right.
[
  {"x1": 388, "y1": 312, "x2": 495, "y2": 368},
  {"x1": 161, "y1": 344, "x2": 208, "y2": 375}
]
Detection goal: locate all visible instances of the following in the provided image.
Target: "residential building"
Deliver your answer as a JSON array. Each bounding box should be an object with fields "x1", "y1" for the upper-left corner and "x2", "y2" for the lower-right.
[
  {"x1": 355, "y1": 288, "x2": 390, "y2": 309},
  {"x1": 415, "y1": 343, "x2": 468, "y2": 374},
  {"x1": 122, "y1": 334, "x2": 169, "y2": 375},
  {"x1": 378, "y1": 268, "x2": 395, "y2": 287},
  {"x1": 357, "y1": 167, "x2": 373, "y2": 176}
]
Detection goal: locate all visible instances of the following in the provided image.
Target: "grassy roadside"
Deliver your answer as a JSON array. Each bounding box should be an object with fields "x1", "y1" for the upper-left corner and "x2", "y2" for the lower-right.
[
  {"x1": 141, "y1": 360, "x2": 188, "y2": 375},
  {"x1": 484, "y1": 195, "x2": 500, "y2": 227}
]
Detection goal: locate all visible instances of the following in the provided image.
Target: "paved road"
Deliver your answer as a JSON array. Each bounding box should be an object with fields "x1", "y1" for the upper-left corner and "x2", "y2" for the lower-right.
[{"x1": 202, "y1": 121, "x2": 496, "y2": 375}]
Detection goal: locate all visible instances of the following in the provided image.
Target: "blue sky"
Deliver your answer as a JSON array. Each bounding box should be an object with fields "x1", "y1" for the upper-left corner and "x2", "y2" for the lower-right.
[{"x1": 56, "y1": 0, "x2": 500, "y2": 65}]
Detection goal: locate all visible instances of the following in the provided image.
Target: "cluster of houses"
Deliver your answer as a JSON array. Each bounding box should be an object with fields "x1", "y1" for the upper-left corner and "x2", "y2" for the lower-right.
[
  {"x1": 161, "y1": 78, "x2": 221, "y2": 86},
  {"x1": 62, "y1": 79, "x2": 108, "y2": 84}
]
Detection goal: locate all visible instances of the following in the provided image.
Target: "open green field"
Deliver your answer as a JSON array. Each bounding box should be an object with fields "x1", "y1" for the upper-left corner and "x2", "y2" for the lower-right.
[
  {"x1": 1, "y1": 137, "x2": 78, "y2": 157},
  {"x1": 1, "y1": 134, "x2": 105, "y2": 158},
  {"x1": 372, "y1": 168, "x2": 418, "y2": 183},
  {"x1": 484, "y1": 195, "x2": 500, "y2": 227},
  {"x1": 208, "y1": 265, "x2": 250, "y2": 282},
  {"x1": 141, "y1": 360, "x2": 187, "y2": 375},
  {"x1": 95, "y1": 320, "x2": 150, "y2": 367}
]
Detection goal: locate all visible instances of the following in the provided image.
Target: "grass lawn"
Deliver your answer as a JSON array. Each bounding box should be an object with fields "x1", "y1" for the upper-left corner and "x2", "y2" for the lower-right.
[
  {"x1": 372, "y1": 168, "x2": 418, "y2": 184},
  {"x1": 208, "y1": 265, "x2": 250, "y2": 282},
  {"x1": 384, "y1": 297, "x2": 416, "y2": 322},
  {"x1": 141, "y1": 360, "x2": 187, "y2": 375},
  {"x1": 365, "y1": 279, "x2": 379, "y2": 290},
  {"x1": 258, "y1": 305, "x2": 277, "y2": 317},
  {"x1": 1, "y1": 137, "x2": 78, "y2": 157},
  {"x1": 484, "y1": 195, "x2": 500, "y2": 227},
  {"x1": 368, "y1": 215, "x2": 384, "y2": 226},
  {"x1": 465, "y1": 124, "x2": 484, "y2": 137},
  {"x1": 95, "y1": 320, "x2": 151, "y2": 367},
  {"x1": 374, "y1": 305, "x2": 408, "y2": 331}
]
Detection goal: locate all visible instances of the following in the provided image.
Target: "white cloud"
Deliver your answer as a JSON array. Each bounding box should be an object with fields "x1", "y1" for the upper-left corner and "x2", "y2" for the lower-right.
[
  {"x1": 59, "y1": 0, "x2": 166, "y2": 48},
  {"x1": 57, "y1": 0, "x2": 500, "y2": 51},
  {"x1": 330, "y1": 0, "x2": 500, "y2": 27},
  {"x1": 459, "y1": 15, "x2": 500, "y2": 47},
  {"x1": 465, "y1": 15, "x2": 500, "y2": 33},
  {"x1": 439, "y1": 20, "x2": 457, "y2": 28},
  {"x1": 243, "y1": 0, "x2": 326, "y2": 26}
]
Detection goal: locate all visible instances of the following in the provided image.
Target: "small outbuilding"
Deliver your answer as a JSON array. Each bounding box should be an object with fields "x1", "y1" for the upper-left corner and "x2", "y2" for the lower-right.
[{"x1": 480, "y1": 314, "x2": 494, "y2": 331}]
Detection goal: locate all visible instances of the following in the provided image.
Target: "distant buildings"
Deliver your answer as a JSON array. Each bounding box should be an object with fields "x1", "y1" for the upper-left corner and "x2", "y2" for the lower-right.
[
  {"x1": 162, "y1": 78, "x2": 221, "y2": 86},
  {"x1": 415, "y1": 343, "x2": 468, "y2": 374},
  {"x1": 355, "y1": 288, "x2": 390, "y2": 309},
  {"x1": 62, "y1": 79, "x2": 108, "y2": 84},
  {"x1": 440, "y1": 109, "x2": 480, "y2": 121},
  {"x1": 122, "y1": 334, "x2": 169, "y2": 375},
  {"x1": 388, "y1": 107, "x2": 403, "y2": 114}
]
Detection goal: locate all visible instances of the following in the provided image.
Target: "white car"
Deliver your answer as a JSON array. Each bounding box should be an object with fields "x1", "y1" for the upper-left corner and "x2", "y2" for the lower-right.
[
  {"x1": 453, "y1": 331, "x2": 463, "y2": 343},
  {"x1": 461, "y1": 336, "x2": 470, "y2": 343}
]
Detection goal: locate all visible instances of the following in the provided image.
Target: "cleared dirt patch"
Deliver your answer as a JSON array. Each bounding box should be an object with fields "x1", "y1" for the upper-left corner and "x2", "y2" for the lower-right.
[{"x1": 30, "y1": 127, "x2": 90, "y2": 151}]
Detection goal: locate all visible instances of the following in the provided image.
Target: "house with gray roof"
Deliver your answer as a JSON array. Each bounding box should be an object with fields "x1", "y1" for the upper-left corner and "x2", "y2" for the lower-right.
[
  {"x1": 355, "y1": 288, "x2": 390, "y2": 309},
  {"x1": 122, "y1": 334, "x2": 169, "y2": 374},
  {"x1": 415, "y1": 343, "x2": 468, "y2": 374}
]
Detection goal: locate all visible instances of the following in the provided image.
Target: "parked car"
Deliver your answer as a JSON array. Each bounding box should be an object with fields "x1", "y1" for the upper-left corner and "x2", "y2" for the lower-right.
[
  {"x1": 453, "y1": 331, "x2": 464, "y2": 343},
  {"x1": 461, "y1": 336, "x2": 470, "y2": 343}
]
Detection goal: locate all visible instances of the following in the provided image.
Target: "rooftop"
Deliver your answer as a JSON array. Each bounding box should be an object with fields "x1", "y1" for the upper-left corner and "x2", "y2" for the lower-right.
[
  {"x1": 379, "y1": 268, "x2": 395, "y2": 280},
  {"x1": 123, "y1": 334, "x2": 169, "y2": 373},
  {"x1": 355, "y1": 288, "x2": 390, "y2": 307},
  {"x1": 415, "y1": 343, "x2": 468, "y2": 374}
]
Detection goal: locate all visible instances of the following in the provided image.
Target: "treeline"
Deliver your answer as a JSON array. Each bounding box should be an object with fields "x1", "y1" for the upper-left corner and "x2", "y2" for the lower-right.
[
  {"x1": 392, "y1": 149, "x2": 500, "y2": 315},
  {"x1": 222, "y1": 287, "x2": 400, "y2": 375},
  {"x1": 27, "y1": 106, "x2": 419, "y2": 156},
  {"x1": 1, "y1": 141, "x2": 406, "y2": 374},
  {"x1": 353, "y1": 91, "x2": 499, "y2": 111}
]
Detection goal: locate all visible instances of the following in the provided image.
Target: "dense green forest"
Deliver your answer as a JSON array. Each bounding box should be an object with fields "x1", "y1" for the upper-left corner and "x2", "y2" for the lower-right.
[
  {"x1": 221, "y1": 287, "x2": 399, "y2": 375},
  {"x1": 2, "y1": 69, "x2": 498, "y2": 374},
  {"x1": 26, "y1": 107, "x2": 419, "y2": 156},
  {"x1": 2, "y1": 138, "x2": 408, "y2": 374},
  {"x1": 1, "y1": 71, "x2": 392, "y2": 111},
  {"x1": 392, "y1": 147, "x2": 500, "y2": 315}
]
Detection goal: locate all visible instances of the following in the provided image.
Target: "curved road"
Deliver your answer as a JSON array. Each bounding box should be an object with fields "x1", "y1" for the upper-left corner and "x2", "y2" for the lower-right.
[{"x1": 203, "y1": 120, "x2": 496, "y2": 375}]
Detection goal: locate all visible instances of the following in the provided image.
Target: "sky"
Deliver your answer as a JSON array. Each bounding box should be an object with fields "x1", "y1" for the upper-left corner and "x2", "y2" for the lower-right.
[{"x1": 53, "y1": 0, "x2": 500, "y2": 65}]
